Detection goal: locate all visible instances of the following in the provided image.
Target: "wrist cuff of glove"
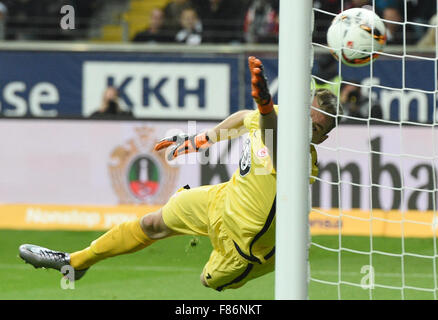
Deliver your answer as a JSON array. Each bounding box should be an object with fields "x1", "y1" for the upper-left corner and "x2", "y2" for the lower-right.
[
  {"x1": 195, "y1": 132, "x2": 212, "y2": 149},
  {"x1": 258, "y1": 99, "x2": 274, "y2": 115}
]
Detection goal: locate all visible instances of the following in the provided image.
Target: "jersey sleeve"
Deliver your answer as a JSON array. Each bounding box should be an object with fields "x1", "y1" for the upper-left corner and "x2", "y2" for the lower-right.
[
  {"x1": 243, "y1": 109, "x2": 260, "y2": 131},
  {"x1": 310, "y1": 145, "x2": 319, "y2": 184},
  {"x1": 243, "y1": 105, "x2": 279, "y2": 131}
]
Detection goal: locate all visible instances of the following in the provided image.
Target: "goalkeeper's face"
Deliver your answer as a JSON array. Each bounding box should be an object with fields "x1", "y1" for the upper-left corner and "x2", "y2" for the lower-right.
[{"x1": 310, "y1": 98, "x2": 331, "y2": 145}]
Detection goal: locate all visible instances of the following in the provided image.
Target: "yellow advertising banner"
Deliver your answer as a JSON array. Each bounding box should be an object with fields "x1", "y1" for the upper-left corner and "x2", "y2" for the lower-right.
[
  {"x1": 0, "y1": 204, "x2": 436, "y2": 238},
  {"x1": 0, "y1": 204, "x2": 161, "y2": 231},
  {"x1": 310, "y1": 208, "x2": 437, "y2": 238}
]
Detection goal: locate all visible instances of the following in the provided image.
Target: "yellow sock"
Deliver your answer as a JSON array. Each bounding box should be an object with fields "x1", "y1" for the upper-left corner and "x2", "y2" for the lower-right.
[{"x1": 70, "y1": 218, "x2": 154, "y2": 270}]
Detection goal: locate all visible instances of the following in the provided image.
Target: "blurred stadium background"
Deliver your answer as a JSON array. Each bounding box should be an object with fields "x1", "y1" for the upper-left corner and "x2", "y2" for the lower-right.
[{"x1": 0, "y1": 0, "x2": 437, "y2": 300}]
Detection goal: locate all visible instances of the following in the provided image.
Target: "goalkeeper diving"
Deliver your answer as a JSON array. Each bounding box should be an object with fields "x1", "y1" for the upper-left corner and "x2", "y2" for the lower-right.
[{"x1": 19, "y1": 57, "x2": 342, "y2": 291}]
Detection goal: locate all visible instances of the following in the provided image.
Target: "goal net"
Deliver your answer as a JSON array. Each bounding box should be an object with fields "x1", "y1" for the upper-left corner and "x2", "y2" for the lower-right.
[{"x1": 309, "y1": 0, "x2": 438, "y2": 299}]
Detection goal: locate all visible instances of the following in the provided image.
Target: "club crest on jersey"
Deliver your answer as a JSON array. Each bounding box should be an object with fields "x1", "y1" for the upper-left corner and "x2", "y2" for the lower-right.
[
  {"x1": 257, "y1": 146, "x2": 268, "y2": 158},
  {"x1": 109, "y1": 127, "x2": 179, "y2": 204},
  {"x1": 239, "y1": 138, "x2": 251, "y2": 177}
]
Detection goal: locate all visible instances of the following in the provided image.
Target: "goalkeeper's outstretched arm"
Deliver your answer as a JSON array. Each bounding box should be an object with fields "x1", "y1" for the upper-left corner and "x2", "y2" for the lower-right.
[
  {"x1": 155, "y1": 55, "x2": 278, "y2": 163},
  {"x1": 206, "y1": 109, "x2": 252, "y2": 144},
  {"x1": 154, "y1": 109, "x2": 251, "y2": 160},
  {"x1": 259, "y1": 108, "x2": 277, "y2": 171},
  {"x1": 248, "y1": 56, "x2": 277, "y2": 170}
]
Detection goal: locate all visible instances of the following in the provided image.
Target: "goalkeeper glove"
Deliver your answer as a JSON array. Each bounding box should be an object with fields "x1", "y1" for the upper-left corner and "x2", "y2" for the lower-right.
[
  {"x1": 248, "y1": 56, "x2": 274, "y2": 115},
  {"x1": 154, "y1": 132, "x2": 212, "y2": 161}
]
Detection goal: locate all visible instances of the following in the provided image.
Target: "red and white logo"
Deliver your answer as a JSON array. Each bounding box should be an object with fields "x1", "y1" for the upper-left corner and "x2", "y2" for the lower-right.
[{"x1": 257, "y1": 147, "x2": 268, "y2": 158}]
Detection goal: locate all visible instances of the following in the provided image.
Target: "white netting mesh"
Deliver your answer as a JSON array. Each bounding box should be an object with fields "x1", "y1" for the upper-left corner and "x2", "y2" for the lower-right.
[{"x1": 310, "y1": 0, "x2": 438, "y2": 299}]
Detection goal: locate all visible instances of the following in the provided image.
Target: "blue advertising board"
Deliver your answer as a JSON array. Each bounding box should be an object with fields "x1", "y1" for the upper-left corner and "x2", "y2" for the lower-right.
[
  {"x1": 0, "y1": 49, "x2": 435, "y2": 123},
  {"x1": 0, "y1": 52, "x2": 240, "y2": 119},
  {"x1": 245, "y1": 56, "x2": 437, "y2": 124}
]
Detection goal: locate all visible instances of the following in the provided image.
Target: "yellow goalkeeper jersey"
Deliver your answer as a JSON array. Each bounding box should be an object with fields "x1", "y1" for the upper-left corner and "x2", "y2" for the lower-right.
[{"x1": 223, "y1": 106, "x2": 318, "y2": 264}]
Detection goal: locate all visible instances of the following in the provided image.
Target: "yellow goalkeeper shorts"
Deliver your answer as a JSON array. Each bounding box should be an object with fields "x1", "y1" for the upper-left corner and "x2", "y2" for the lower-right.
[{"x1": 161, "y1": 183, "x2": 275, "y2": 291}]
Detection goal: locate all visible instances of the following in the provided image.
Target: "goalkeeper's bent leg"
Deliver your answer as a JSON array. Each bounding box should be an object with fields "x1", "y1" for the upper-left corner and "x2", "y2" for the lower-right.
[{"x1": 70, "y1": 210, "x2": 175, "y2": 270}]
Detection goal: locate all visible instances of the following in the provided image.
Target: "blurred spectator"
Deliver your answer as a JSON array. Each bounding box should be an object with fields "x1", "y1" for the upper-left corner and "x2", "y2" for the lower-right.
[
  {"x1": 312, "y1": 0, "x2": 343, "y2": 44},
  {"x1": 348, "y1": 0, "x2": 369, "y2": 8},
  {"x1": 4, "y1": 0, "x2": 100, "y2": 40},
  {"x1": 244, "y1": 0, "x2": 278, "y2": 44},
  {"x1": 74, "y1": 0, "x2": 101, "y2": 36},
  {"x1": 4, "y1": 0, "x2": 40, "y2": 40},
  {"x1": 313, "y1": 54, "x2": 342, "y2": 96},
  {"x1": 90, "y1": 87, "x2": 133, "y2": 119},
  {"x1": 164, "y1": 0, "x2": 194, "y2": 32},
  {"x1": 405, "y1": 0, "x2": 436, "y2": 43},
  {"x1": 340, "y1": 82, "x2": 382, "y2": 120},
  {"x1": 375, "y1": 0, "x2": 404, "y2": 44},
  {"x1": 0, "y1": 2, "x2": 6, "y2": 40},
  {"x1": 417, "y1": 14, "x2": 436, "y2": 48},
  {"x1": 192, "y1": 0, "x2": 247, "y2": 43},
  {"x1": 315, "y1": 54, "x2": 340, "y2": 82},
  {"x1": 175, "y1": 7, "x2": 202, "y2": 45},
  {"x1": 133, "y1": 8, "x2": 174, "y2": 43}
]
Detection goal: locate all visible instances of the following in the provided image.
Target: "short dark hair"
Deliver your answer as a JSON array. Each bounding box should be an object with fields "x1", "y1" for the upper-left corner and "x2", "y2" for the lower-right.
[{"x1": 314, "y1": 88, "x2": 343, "y2": 134}]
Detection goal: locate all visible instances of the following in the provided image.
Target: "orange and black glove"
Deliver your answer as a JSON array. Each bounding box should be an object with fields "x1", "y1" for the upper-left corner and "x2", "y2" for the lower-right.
[
  {"x1": 154, "y1": 132, "x2": 212, "y2": 161},
  {"x1": 248, "y1": 56, "x2": 274, "y2": 115}
]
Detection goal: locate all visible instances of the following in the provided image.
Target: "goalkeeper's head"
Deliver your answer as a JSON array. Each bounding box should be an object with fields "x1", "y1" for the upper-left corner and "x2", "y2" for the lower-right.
[{"x1": 311, "y1": 88, "x2": 343, "y2": 145}]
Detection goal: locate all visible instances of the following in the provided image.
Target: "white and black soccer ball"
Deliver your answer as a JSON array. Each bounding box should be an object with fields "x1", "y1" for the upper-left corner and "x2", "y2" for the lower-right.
[{"x1": 327, "y1": 7, "x2": 387, "y2": 67}]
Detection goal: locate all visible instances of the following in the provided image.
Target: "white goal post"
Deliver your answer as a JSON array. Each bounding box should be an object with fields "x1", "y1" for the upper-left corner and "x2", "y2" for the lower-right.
[
  {"x1": 275, "y1": 0, "x2": 312, "y2": 300},
  {"x1": 306, "y1": 1, "x2": 437, "y2": 300},
  {"x1": 276, "y1": 0, "x2": 438, "y2": 300}
]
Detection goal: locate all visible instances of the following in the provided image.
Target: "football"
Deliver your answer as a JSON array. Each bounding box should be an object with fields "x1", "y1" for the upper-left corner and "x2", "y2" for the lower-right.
[{"x1": 327, "y1": 7, "x2": 387, "y2": 67}]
